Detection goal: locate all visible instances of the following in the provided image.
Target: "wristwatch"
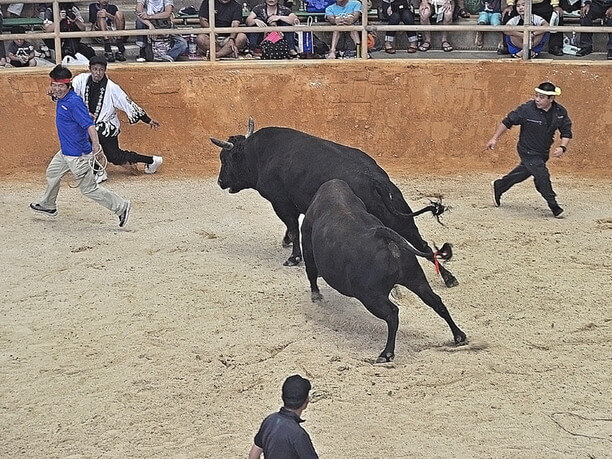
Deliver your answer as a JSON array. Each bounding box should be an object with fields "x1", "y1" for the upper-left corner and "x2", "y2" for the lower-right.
[{"x1": 559, "y1": 145, "x2": 567, "y2": 153}]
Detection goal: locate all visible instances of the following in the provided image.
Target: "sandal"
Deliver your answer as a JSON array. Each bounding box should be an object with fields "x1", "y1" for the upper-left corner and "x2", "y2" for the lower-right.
[
  {"x1": 458, "y1": 8, "x2": 470, "y2": 18},
  {"x1": 385, "y1": 45, "x2": 396, "y2": 54},
  {"x1": 418, "y1": 41, "x2": 431, "y2": 52},
  {"x1": 441, "y1": 41, "x2": 453, "y2": 52},
  {"x1": 407, "y1": 45, "x2": 418, "y2": 53}
]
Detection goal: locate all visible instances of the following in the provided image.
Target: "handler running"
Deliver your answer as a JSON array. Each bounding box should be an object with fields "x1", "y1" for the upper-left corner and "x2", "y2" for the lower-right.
[
  {"x1": 487, "y1": 81, "x2": 572, "y2": 218},
  {"x1": 30, "y1": 64, "x2": 131, "y2": 227},
  {"x1": 72, "y1": 54, "x2": 162, "y2": 184}
]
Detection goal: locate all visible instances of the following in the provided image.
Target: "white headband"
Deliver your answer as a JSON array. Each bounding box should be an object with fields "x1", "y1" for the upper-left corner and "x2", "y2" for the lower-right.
[{"x1": 535, "y1": 86, "x2": 561, "y2": 96}]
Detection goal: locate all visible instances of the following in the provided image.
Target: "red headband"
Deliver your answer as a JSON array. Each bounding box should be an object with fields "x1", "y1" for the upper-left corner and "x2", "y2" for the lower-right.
[{"x1": 51, "y1": 78, "x2": 71, "y2": 84}]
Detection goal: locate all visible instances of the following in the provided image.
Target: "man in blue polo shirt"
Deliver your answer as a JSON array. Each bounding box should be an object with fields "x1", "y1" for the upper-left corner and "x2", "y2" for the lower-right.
[
  {"x1": 30, "y1": 64, "x2": 131, "y2": 227},
  {"x1": 248, "y1": 375, "x2": 318, "y2": 459}
]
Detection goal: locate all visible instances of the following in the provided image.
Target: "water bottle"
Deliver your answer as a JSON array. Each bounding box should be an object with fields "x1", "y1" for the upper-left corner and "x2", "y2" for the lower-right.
[
  {"x1": 570, "y1": 31, "x2": 577, "y2": 46},
  {"x1": 242, "y1": 2, "x2": 250, "y2": 17},
  {"x1": 189, "y1": 34, "x2": 197, "y2": 58}
]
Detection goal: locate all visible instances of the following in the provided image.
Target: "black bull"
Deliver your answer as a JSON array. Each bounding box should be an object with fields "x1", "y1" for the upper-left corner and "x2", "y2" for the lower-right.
[
  {"x1": 211, "y1": 119, "x2": 459, "y2": 288},
  {"x1": 302, "y1": 179, "x2": 467, "y2": 362}
]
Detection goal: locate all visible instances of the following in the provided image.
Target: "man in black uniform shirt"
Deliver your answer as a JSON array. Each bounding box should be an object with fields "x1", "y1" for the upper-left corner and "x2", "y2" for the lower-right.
[
  {"x1": 487, "y1": 82, "x2": 572, "y2": 218},
  {"x1": 196, "y1": 0, "x2": 248, "y2": 58},
  {"x1": 248, "y1": 375, "x2": 319, "y2": 459}
]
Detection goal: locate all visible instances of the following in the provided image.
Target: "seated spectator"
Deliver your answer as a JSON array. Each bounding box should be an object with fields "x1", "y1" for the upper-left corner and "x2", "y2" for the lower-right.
[
  {"x1": 43, "y1": 3, "x2": 95, "y2": 59},
  {"x1": 418, "y1": 0, "x2": 455, "y2": 52},
  {"x1": 136, "y1": 0, "x2": 188, "y2": 62},
  {"x1": 575, "y1": 0, "x2": 612, "y2": 59},
  {"x1": 381, "y1": 0, "x2": 419, "y2": 53},
  {"x1": 245, "y1": 0, "x2": 299, "y2": 58},
  {"x1": 325, "y1": 0, "x2": 363, "y2": 59},
  {"x1": 196, "y1": 0, "x2": 248, "y2": 58},
  {"x1": 475, "y1": 0, "x2": 502, "y2": 48},
  {"x1": 6, "y1": 26, "x2": 37, "y2": 67},
  {"x1": 89, "y1": 0, "x2": 127, "y2": 62},
  {"x1": 0, "y1": 10, "x2": 6, "y2": 66},
  {"x1": 504, "y1": 0, "x2": 549, "y2": 58},
  {"x1": 503, "y1": 0, "x2": 564, "y2": 56}
]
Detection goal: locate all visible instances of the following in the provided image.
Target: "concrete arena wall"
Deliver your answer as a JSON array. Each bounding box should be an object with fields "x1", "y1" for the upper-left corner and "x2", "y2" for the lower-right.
[{"x1": 1, "y1": 60, "x2": 610, "y2": 179}]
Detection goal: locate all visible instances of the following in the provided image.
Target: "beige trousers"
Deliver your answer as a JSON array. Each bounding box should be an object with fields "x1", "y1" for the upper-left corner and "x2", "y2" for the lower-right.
[{"x1": 38, "y1": 151, "x2": 128, "y2": 215}]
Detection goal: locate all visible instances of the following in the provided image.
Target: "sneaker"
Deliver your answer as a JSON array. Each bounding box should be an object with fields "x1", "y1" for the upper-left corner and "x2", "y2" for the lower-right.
[
  {"x1": 95, "y1": 170, "x2": 108, "y2": 184},
  {"x1": 490, "y1": 180, "x2": 502, "y2": 207},
  {"x1": 118, "y1": 201, "x2": 131, "y2": 228},
  {"x1": 115, "y1": 51, "x2": 126, "y2": 62},
  {"x1": 159, "y1": 54, "x2": 174, "y2": 62},
  {"x1": 30, "y1": 202, "x2": 57, "y2": 216},
  {"x1": 136, "y1": 57, "x2": 146, "y2": 63},
  {"x1": 104, "y1": 52, "x2": 116, "y2": 63},
  {"x1": 144, "y1": 156, "x2": 163, "y2": 174},
  {"x1": 608, "y1": 49, "x2": 612, "y2": 60},
  {"x1": 575, "y1": 46, "x2": 592, "y2": 57},
  {"x1": 551, "y1": 206, "x2": 564, "y2": 218}
]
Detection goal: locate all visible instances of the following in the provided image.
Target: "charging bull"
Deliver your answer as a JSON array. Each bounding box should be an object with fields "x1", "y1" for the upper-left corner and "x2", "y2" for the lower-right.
[
  {"x1": 211, "y1": 118, "x2": 458, "y2": 288},
  {"x1": 302, "y1": 179, "x2": 467, "y2": 362}
]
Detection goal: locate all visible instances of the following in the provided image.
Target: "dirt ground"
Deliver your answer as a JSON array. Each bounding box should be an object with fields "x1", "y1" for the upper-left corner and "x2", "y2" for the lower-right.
[{"x1": 1, "y1": 169, "x2": 611, "y2": 458}]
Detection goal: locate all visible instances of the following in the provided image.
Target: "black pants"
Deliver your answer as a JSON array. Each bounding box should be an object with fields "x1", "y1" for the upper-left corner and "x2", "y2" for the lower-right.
[
  {"x1": 387, "y1": 9, "x2": 417, "y2": 40},
  {"x1": 579, "y1": 1, "x2": 612, "y2": 49},
  {"x1": 497, "y1": 154, "x2": 558, "y2": 209},
  {"x1": 531, "y1": 1, "x2": 563, "y2": 51},
  {"x1": 99, "y1": 134, "x2": 153, "y2": 166}
]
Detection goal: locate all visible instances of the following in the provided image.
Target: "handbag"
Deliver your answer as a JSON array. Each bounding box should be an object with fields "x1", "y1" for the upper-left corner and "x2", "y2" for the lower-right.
[{"x1": 297, "y1": 16, "x2": 314, "y2": 55}]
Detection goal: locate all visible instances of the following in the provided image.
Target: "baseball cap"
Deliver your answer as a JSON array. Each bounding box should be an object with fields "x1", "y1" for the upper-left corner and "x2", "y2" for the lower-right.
[{"x1": 282, "y1": 375, "x2": 311, "y2": 409}]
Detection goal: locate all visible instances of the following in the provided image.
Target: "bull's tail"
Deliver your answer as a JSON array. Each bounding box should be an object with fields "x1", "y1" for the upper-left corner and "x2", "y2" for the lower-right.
[
  {"x1": 369, "y1": 176, "x2": 446, "y2": 222},
  {"x1": 374, "y1": 227, "x2": 431, "y2": 259}
]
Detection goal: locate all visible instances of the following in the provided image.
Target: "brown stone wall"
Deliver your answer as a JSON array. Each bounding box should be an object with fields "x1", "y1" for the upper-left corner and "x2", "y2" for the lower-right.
[{"x1": 1, "y1": 60, "x2": 610, "y2": 179}]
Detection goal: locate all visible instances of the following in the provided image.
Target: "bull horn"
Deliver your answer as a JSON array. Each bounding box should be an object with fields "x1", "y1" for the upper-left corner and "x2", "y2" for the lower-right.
[
  {"x1": 245, "y1": 117, "x2": 255, "y2": 138},
  {"x1": 210, "y1": 138, "x2": 234, "y2": 149}
]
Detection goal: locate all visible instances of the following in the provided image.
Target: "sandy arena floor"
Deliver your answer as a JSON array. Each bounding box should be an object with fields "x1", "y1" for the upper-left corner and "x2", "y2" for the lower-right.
[{"x1": 1, "y1": 171, "x2": 611, "y2": 458}]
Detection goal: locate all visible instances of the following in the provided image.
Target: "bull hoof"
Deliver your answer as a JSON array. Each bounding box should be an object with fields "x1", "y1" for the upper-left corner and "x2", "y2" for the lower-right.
[
  {"x1": 454, "y1": 331, "x2": 468, "y2": 346},
  {"x1": 311, "y1": 292, "x2": 323, "y2": 302},
  {"x1": 443, "y1": 275, "x2": 459, "y2": 288},
  {"x1": 283, "y1": 256, "x2": 302, "y2": 266},
  {"x1": 375, "y1": 352, "x2": 394, "y2": 363}
]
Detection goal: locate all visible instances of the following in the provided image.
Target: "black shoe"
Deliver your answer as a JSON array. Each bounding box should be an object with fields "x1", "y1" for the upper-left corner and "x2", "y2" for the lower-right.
[
  {"x1": 608, "y1": 49, "x2": 612, "y2": 60},
  {"x1": 551, "y1": 206, "x2": 564, "y2": 218},
  {"x1": 576, "y1": 47, "x2": 592, "y2": 57},
  {"x1": 30, "y1": 202, "x2": 57, "y2": 216},
  {"x1": 104, "y1": 51, "x2": 116, "y2": 63},
  {"x1": 490, "y1": 180, "x2": 502, "y2": 207},
  {"x1": 118, "y1": 201, "x2": 131, "y2": 228},
  {"x1": 115, "y1": 51, "x2": 126, "y2": 62},
  {"x1": 548, "y1": 46, "x2": 563, "y2": 56}
]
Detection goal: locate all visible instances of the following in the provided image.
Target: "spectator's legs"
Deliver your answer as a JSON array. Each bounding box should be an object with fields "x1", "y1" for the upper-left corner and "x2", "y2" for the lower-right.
[
  {"x1": 248, "y1": 32, "x2": 264, "y2": 52},
  {"x1": 328, "y1": 31, "x2": 341, "y2": 58},
  {"x1": 167, "y1": 35, "x2": 188, "y2": 60},
  {"x1": 441, "y1": 0, "x2": 454, "y2": 50},
  {"x1": 578, "y1": 2, "x2": 605, "y2": 51},
  {"x1": 279, "y1": 22, "x2": 297, "y2": 55},
  {"x1": 419, "y1": 3, "x2": 432, "y2": 49},
  {"x1": 135, "y1": 17, "x2": 148, "y2": 58},
  {"x1": 532, "y1": 1, "x2": 561, "y2": 53},
  {"x1": 401, "y1": 9, "x2": 418, "y2": 49},
  {"x1": 196, "y1": 33, "x2": 211, "y2": 55},
  {"x1": 385, "y1": 11, "x2": 400, "y2": 52}
]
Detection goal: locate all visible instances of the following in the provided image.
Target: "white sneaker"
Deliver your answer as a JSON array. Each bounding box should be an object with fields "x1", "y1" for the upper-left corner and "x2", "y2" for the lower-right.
[
  {"x1": 144, "y1": 156, "x2": 163, "y2": 174},
  {"x1": 136, "y1": 57, "x2": 146, "y2": 63},
  {"x1": 96, "y1": 170, "x2": 108, "y2": 184}
]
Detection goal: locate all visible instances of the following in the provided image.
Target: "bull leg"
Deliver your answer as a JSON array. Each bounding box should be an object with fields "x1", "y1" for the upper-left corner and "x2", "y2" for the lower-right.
[
  {"x1": 282, "y1": 230, "x2": 292, "y2": 248},
  {"x1": 303, "y1": 248, "x2": 322, "y2": 302},
  {"x1": 271, "y1": 202, "x2": 302, "y2": 266},
  {"x1": 360, "y1": 295, "x2": 400, "y2": 363},
  {"x1": 402, "y1": 277, "x2": 467, "y2": 346}
]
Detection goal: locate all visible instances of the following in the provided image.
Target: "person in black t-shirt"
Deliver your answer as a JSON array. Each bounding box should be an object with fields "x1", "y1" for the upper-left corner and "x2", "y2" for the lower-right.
[
  {"x1": 196, "y1": 0, "x2": 248, "y2": 58},
  {"x1": 487, "y1": 82, "x2": 573, "y2": 218},
  {"x1": 89, "y1": 0, "x2": 127, "y2": 62},
  {"x1": 249, "y1": 375, "x2": 318, "y2": 459}
]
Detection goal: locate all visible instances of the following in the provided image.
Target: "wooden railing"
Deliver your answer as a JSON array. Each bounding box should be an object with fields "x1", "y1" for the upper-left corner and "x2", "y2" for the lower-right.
[{"x1": 1, "y1": 0, "x2": 609, "y2": 63}]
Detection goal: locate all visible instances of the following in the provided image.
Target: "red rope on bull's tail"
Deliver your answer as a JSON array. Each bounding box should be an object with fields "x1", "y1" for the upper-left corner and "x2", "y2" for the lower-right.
[{"x1": 433, "y1": 254, "x2": 440, "y2": 275}]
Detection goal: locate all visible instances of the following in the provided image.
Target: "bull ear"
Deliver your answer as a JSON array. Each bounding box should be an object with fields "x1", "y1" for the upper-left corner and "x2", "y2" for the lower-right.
[
  {"x1": 245, "y1": 117, "x2": 255, "y2": 138},
  {"x1": 210, "y1": 138, "x2": 234, "y2": 150}
]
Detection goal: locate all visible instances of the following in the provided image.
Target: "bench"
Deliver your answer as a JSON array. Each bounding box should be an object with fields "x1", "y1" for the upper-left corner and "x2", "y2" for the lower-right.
[
  {"x1": 2, "y1": 17, "x2": 44, "y2": 32},
  {"x1": 296, "y1": 9, "x2": 379, "y2": 22}
]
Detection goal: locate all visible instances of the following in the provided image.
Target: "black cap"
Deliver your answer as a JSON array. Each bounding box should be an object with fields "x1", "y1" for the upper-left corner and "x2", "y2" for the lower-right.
[
  {"x1": 282, "y1": 375, "x2": 311, "y2": 409},
  {"x1": 89, "y1": 54, "x2": 108, "y2": 67}
]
